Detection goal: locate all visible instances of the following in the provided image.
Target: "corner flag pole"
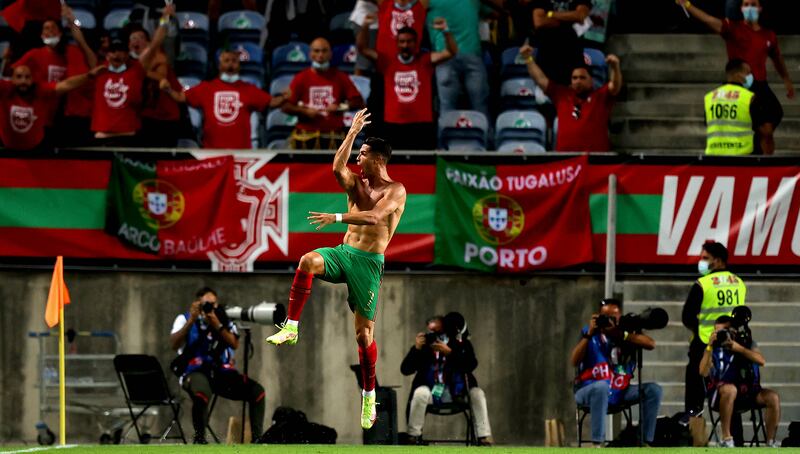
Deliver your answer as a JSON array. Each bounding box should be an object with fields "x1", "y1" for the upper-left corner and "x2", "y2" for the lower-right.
[
  {"x1": 59, "y1": 304, "x2": 66, "y2": 445},
  {"x1": 45, "y1": 256, "x2": 71, "y2": 445}
]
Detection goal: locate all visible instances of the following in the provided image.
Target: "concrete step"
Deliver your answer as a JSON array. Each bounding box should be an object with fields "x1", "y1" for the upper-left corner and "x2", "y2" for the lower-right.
[
  {"x1": 641, "y1": 341, "x2": 800, "y2": 363},
  {"x1": 616, "y1": 117, "x2": 800, "y2": 137},
  {"x1": 627, "y1": 301, "x2": 800, "y2": 327},
  {"x1": 644, "y1": 381, "x2": 800, "y2": 405},
  {"x1": 642, "y1": 322, "x2": 800, "y2": 343},
  {"x1": 624, "y1": 280, "x2": 800, "y2": 303},
  {"x1": 638, "y1": 361, "x2": 800, "y2": 384},
  {"x1": 615, "y1": 100, "x2": 800, "y2": 118},
  {"x1": 607, "y1": 34, "x2": 800, "y2": 56},
  {"x1": 620, "y1": 68, "x2": 799, "y2": 85}
]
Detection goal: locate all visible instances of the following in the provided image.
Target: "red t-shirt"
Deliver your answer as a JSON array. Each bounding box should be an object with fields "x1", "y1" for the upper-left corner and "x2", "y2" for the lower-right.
[
  {"x1": 721, "y1": 20, "x2": 780, "y2": 82},
  {"x1": 547, "y1": 83, "x2": 613, "y2": 152},
  {"x1": 0, "y1": 81, "x2": 58, "y2": 150},
  {"x1": 184, "y1": 78, "x2": 272, "y2": 149},
  {"x1": 142, "y1": 66, "x2": 182, "y2": 122},
  {"x1": 376, "y1": 1, "x2": 426, "y2": 59},
  {"x1": 91, "y1": 60, "x2": 146, "y2": 134},
  {"x1": 14, "y1": 44, "x2": 93, "y2": 118},
  {"x1": 288, "y1": 68, "x2": 363, "y2": 132},
  {"x1": 378, "y1": 52, "x2": 433, "y2": 124}
]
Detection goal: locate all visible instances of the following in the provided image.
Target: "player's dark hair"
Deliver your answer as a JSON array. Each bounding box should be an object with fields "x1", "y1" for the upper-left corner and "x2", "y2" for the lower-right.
[
  {"x1": 195, "y1": 287, "x2": 217, "y2": 299},
  {"x1": 365, "y1": 137, "x2": 392, "y2": 163},
  {"x1": 725, "y1": 59, "x2": 748, "y2": 76},
  {"x1": 702, "y1": 241, "x2": 729, "y2": 264},
  {"x1": 397, "y1": 27, "x2": 418, "y2": 39}
]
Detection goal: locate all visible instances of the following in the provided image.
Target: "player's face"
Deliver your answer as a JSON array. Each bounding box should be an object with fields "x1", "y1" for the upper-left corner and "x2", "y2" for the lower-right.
[
  {"x1": 129, "y1": 31, "x2": 149, "y2": 56},
  {"x1": 571, "y1": 68, "x2": 593, "y2": 95},
  {"x1": 12, "y1": 66, "x2": 33, "y2": 93},
  {"x1": 397, "y1": 33, "x2": 416, "y2": 59},
  {"x1": 219, "y1": 52, "x2": 241, "y2": 74},
  {"x1": 41, "y1": 20, "x2": 61, "y2": 39}
]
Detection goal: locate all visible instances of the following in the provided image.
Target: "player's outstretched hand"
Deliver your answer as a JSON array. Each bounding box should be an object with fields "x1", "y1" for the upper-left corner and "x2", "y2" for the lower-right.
[
  {"x1": 308, "y1": 211, "x2": 335, "y2": 230},
  {"x1": 348, "y1": 108, "x2": 371, "y2": 136}
]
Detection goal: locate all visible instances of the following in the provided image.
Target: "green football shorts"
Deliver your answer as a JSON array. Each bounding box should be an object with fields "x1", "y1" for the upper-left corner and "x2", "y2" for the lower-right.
[{"x1": 313, "y1": 244, "x2": 385, "y2": 321}]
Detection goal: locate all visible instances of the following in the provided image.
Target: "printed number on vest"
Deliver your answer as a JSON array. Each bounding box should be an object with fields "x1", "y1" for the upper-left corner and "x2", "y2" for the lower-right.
[
  {"x1": 716, "y1": 289, "x2": 740, "y2": 306},
  {"x1": 709, "y1": 104, "x2": 738, "y2": 120}
]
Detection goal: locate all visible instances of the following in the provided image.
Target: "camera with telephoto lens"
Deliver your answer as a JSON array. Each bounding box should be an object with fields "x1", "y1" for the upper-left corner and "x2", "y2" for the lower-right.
[
  {"x1": 618, "y1": 307, "x2": 669, "y2": 333},
  {"x1": 224, "y1": 302, "x2": 286, "y2": 325}
]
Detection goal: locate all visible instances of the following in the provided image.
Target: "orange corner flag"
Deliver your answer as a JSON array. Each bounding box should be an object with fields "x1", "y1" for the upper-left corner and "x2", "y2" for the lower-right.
[{"x1": 45, "y1": 256, "x2": 71, "y2": 328}]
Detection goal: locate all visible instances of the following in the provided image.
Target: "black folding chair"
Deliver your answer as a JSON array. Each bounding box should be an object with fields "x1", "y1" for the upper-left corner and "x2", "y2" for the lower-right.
[
  {"x1": 576, "y1": 402, "x2": 634, "y2": 447},
  {"x1": 113, "y1": 354, "x2": 187, "y2": 444},
  {"x1": 707, "y1": 390, "x2": 767, "y2": 446},
  {"x1": 423, "y1": 398, "x2": 478, "y2": 446}
]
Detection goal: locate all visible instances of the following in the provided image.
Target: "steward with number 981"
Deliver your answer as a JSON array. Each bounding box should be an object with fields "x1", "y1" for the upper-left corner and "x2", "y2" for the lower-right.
[{"x1": 679, "y1": 241, "x2": 747, "y2": 424}]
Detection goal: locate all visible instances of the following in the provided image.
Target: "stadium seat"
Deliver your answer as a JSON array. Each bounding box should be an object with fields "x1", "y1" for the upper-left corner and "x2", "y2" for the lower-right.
[
  {"x1": 178, "y1": 77, "x2": 203, "y2": 136},
  {"x1": 328, "y1": 11, "x2": 354, "y2": 45},
  {"x1": 500, "y1": 46, "x2": 534, "y2": 81},
  {"x1": 176, "y1": 42, "x2": 208, "y2": 79},
  {"x1": 439, "y1": 110, "x2": 489, "y2": 151},
  {"x1": 271, "y1": 42, "x2": 310, "y2": 78},
  {"x1": 495, "y1": 110, "x2": 547, "y2": 150},
  {"x1": 72, "y1": 9, "x2": 96, "y2": 30},
  {"x1": 251, "y1": 112, "x2": 263, "y2": 148},
  {"x1": 349, "y1": 74, "x2": 371, "y2": 103},
  {"x1": 497, "y1": 141, "x2": 546, "y2": 153},
  {"x1": 269, "y1": 74, "x2": 294, "y2": 97},
  {"x1": 333, "y1": 44, "x2": 358, "y2": 74},
  {"x1": 583, "y1": 48, "x2": 608, "y2": 89},
  {"x1": 266, "y1": 110, "x2": 298, "y2": 146},
  {"x1": 218, "y1": 10, "x2": 265, "y2": 44},
  {"x1": 267, "y1": 139, "x2": 288, "y2": 149},
  {"x1": 177, "y1": 11, "x2": 209, "y2": 45},
  {"x1": 103, "y1": 9, "x2": 132, "y2": 31},
  {"x1": 177, "y1": 77, "x2": 201, "y2": 90},
  {"x1": 500, "y1": 78, "x2": 545, "y2": 111},
  {"x1": 241, "y1": 74, "x2": 264, "y2": 89},
  {"x1": 228, "y1": 42, "x2": 265, "y2": 79}
]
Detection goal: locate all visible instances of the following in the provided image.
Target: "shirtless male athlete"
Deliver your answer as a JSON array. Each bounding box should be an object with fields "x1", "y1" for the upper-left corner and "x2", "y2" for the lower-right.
[{"x1": 266, "y1": 108, "x2": 407, "y2": 430}]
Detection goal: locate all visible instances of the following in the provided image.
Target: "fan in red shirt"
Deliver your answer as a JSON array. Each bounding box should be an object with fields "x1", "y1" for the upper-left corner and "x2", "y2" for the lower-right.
[
  {"x1": 677, "y1": 0, "x2": 794, "y2": 155},
  {"x1": 0, "y1": 64, "x2": 101, "y2": 150},
  {"x1": 11, "y1": 6, "x2": 97, "y2": 146},
  {"x1": 357, "y1": 15, "x2": 456, "y2": 149},
  {"x1": 162, "y1": 50, "x2": 286, "y2": 149},
  {"x1": 283, "y1": 37, "x2": 365, "y2": 150},
  {"x1": 374, "y1": 0, "x2": 427, "y2": 60},
  {"x1": 520, "y1": 44, "x2": 622, "y2": 152},
  {"x1": 90, "y1": 5, "x2": 173, "y2": 147}
]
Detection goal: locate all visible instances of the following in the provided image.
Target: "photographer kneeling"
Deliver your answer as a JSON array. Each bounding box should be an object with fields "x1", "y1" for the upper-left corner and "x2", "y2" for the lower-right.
[
  {"x1": 170, "y1": 287, "x2": 266, "y2": 444},
  {"x1": 700, "y1": 313, "x2": 781, "y2": 448},
  {"x1": 571, "y1": 299, "x2": 663, "y2": 447},
  {"x1": 400, "y1": 313, "x2": 493, "y2": 445}
]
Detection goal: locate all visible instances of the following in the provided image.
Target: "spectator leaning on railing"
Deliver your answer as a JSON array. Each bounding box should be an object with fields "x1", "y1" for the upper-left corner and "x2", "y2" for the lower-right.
[
  {"x1": 520, "y1": 44, "x2": 621, "y2": 152},
  {"x1": 357, "y1": 14, "x2": 456, "y2": 150},
  {"x1": 676, "y1": 0, "x2": 794, "y2": 155},
  {"x1": 161, "y1": 49, "x2": 286, "y2": 149},
  {"x1": 283, "y1": 37, "x2": 365, "y2": 150},
  {"x1": 12, "y1": 5, "x2": 97, "y2": 146}
]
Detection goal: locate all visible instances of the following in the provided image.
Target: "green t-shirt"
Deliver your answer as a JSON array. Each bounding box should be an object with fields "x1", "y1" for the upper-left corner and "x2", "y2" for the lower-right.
[{"x1": 427, "y1": 0, "x2": 481, "y2": 56}]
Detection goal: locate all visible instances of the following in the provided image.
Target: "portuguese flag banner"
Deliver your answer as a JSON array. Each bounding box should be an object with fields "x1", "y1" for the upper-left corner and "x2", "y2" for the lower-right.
[
  {"x1": 106, "y1": 155, "x2": 246, "y2": 258},
  {"x1": 434, "y1": 156, "x2": 593, "y2": 272}
]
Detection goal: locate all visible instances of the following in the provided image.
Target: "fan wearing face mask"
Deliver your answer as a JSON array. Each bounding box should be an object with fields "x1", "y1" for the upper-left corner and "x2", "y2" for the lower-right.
[
  {"x1": 679, "y1": 241, "x2": 747, "y2": 428},
  {"x1": 11, "y1": 5, "x2": 97, "y2": 146},
  {"x1": 676, "y1": 0, "x2": 794, "y2": 156}
]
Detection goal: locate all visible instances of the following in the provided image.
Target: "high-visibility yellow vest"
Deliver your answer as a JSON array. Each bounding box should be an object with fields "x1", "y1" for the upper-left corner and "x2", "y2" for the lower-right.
[
  {"x1": 696, "y1": 270, "x2": 747, "y2": 344},
  {"x1": 704, "y1": 84, "x2": 754, "y2": 156}
]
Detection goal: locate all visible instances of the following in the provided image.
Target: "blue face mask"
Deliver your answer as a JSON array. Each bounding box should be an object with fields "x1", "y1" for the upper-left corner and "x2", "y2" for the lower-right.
[
  {"x1": 698, "y1": 259, "x2": 711, "y2": 276},
  {"x1": 311, "y1": 60, "x2": 330, "y2": 71},
  {"x1": 220, "y1": 72, "x2": 240, "y2": 83},
  {"x1": 742, "y1": 6, "x2": 759, "y2": 23},
  {"x1": 107, "y1": 64, "x2": 127, "y2": 74},
  {"x1": 394, "y1": 0, "x2": 416, "y2": 10},
  {"x1": 743, "y1": 73, "x2": 754, "y2": 89}
]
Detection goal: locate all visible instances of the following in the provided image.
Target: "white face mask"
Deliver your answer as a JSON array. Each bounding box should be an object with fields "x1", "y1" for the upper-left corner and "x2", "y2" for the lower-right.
[
  {"x1": 220, "y1": 72, "x2": 240, "y2": 83},
  {"x1": 698, "y1": 259, "x2": 711, "y2": 276},
  {"x1": 108, "y1": 64, "x2": 127, "y2": 74},
  {"x1": 42, "y1": 36, "x2": 60, "y2": 47},
  {"x1": 129, "y1": 50, "x2": 140, "y2": 59},
  {"x1": 311, "y1": 60, "x2": 330, "y2": 71}
]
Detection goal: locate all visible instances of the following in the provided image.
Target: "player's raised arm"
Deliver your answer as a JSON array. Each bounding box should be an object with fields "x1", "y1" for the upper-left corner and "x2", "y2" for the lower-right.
[{"x1": 333, "y1": 108, "x2": 371, "y2": 192}]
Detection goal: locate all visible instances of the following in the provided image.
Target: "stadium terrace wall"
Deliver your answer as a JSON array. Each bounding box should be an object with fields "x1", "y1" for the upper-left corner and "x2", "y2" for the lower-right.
[{"x1": 0, "y1": 270, "x2": 602, "y2": 446}]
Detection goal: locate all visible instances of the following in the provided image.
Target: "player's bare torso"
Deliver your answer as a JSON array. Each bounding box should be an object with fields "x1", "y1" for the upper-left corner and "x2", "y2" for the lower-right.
[{"x1": 343, "y1": 177, "x2": 406, "y2": 255}]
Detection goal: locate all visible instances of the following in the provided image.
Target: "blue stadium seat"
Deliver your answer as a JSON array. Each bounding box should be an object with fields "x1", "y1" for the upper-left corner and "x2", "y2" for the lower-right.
[
  {"x1": 271, "y1": 42, "x2": 310, "y2": 78},
  {"x1": 241, "y1": 74, "x2": 264, "y2": 89},
  {"x1": 176, "y1": 42, "x2": 208, "y2": 79},
  {"x1": 329, "y1": 12, "x2": 352, "y2": 31},
  {"x1": 438, "y1": 110, "x2": 489, "y2": 151},
  {"x1": 103, "y1": 9, "x2": 132, "y2": 31},
  {"x1": 228, "y1": 42, "x2": 265, "y2": 79},
  {"x1": 497, "y1": 141, "x2": 546, "y2": 153},
  {"x1": 177, "y1": 12, "x2": 209, "y2": 45},
  {"x1": 72, "y1": 9, "x2": 96, "y2": 29},
  {"x1": 333, "y1": 44, "x2": 358, "y2": 74},
  {"x1": 178, "y1": 77, "x2": 203, "y2": 134},
  {"x1": 583, "y1": 48, "x2": 608, "y2": 89},
  {"x1": 269, "y1": 75, "x2": 294, "y2": 97},
  {"x1": 266, "y1": 110, "x2": 298, "y2": 146},
  {"x1": 328, "y1": 11, "x2": 354, "y2": 46},
  {"x1": 500, "y1": 78, "x2": 544, "y2": 111},
  {"x1": 495, "y1": 110, "x2": 547, "y2": 150},
  {"x1": 349, "y1": 74, "x2": 370, "y2": 103},
  {"x1": 251, "y1": 112, "x2": 263, "y2": 148},
  {"x1": 218, "y1": 10, "x2": 265, "y2": 43},
  {"x1": 500, "y1": 46, "x2": 535, "y2": 81}
]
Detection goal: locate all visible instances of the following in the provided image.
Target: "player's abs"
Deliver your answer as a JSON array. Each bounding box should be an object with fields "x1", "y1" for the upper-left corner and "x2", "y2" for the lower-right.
[{"x1": 343, "y1": 224, "x2": 391, "y2": 255}]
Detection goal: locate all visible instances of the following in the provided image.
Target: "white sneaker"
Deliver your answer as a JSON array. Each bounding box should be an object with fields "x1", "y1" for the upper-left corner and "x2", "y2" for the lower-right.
[{"x1": 720, "y1": 438, "x2": 736, "y2": 448}]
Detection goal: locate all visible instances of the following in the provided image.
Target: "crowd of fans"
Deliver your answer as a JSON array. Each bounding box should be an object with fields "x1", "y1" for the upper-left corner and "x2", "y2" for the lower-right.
[{"x1": 0, "y1": 0, "x2": 793, "y2": 153}]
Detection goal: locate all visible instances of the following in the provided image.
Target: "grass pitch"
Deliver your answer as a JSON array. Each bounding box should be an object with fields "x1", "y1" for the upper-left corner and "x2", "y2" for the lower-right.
[{"x1": 2, "y1": 446, "x2": 799, "y2": 454}]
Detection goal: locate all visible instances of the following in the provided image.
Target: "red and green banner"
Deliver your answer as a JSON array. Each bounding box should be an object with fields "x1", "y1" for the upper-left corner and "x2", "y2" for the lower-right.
[
  {"x1": 434, "y1": 156, "x2": 593, "y2": 272},
  {"x1": 106, "y1": 156, "x2": 246, "y2": 258}
]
